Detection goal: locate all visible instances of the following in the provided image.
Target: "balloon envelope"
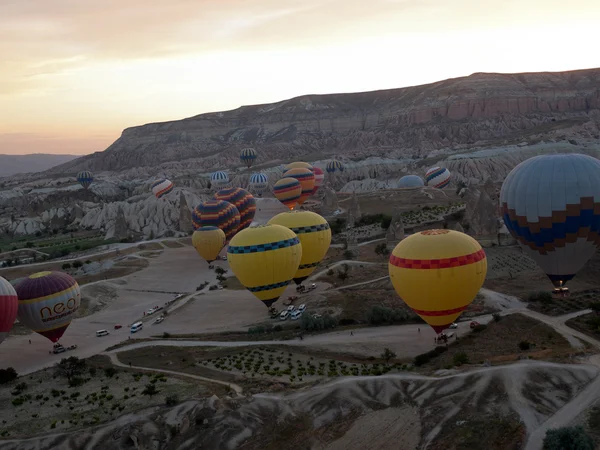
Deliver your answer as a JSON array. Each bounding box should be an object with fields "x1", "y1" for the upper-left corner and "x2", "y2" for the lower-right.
[
  {"x1": 249, "y1": 173, "x2": 269, "y2": 195},
  {"x1": 192, "y1": 227, "x2": 226, "y2": 264},
  {"x1": 214, "y1": 187, "x2": 256, "y2": 230},
  {"x1": 76, "y1": 171, "x2": 93, "y2": 189},
  {"x1": 500, "y1": 153, "x2": 600, "y2": 288},
  {"x1": 284, "y1": 162, "x2": 313, "y2": 172},
  {"x1": 274, "y1": 177, "x2": 302, "y2": 210},
  {"x1": 398, "y1": 175, "x2": 425, "y2": 188},
  {"x1": 240, "y1": 148, "x2": 257, "y2": 168},
  {"x1": 425, "y1": 167, "x2": 451, "y2": 189},
  {"x1": 210, "y1": 171, "x2": 230, "y2": 189},
  {"x1": 388, "y1": 229, "x2": 487, "y2": 334},
  {"x1": 311, "y1": 167, "x2": 325, "y2": 196},
  {"x1": 151, "y1": 179, "x2": 174, "y2": 199},
  {"x1": 0, "y1": 276, "x2": 18, "y2": 345},
  {"x1": 283, "y1": 168, "x2": 315, "y2": 206},
  {"x1": 326, "y1": 160, "x2": 344, "y2": 173},
  {"x1": 227, "y1": 224, "x2": 302, "y2": 307},
  {"x1": 268, "y1": 211, "x2": 331, "y2": 284},
  {"x1": 15, "y1": 271, "x2": 81, "y2": 343},
  {"x1": 192, "y1": 200, "x2": 241, "y2": 241}
]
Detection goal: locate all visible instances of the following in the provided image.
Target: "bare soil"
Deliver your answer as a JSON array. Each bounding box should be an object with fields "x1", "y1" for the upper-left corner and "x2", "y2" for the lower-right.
[
  {"x1": 75, "y1": 258, "x2": 150, "y2": 286},
  {"x1": 161, "y1": 240, "x2": 184, "y2": 249}
]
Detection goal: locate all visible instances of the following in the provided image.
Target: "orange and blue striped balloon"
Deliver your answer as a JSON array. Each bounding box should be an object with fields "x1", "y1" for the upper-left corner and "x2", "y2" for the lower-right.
[
  {"x1": 283, "y1": 168, "x2": 315, "y2": 206},
  {"x1": 214, "y1": 187, "x2": 256, "y2": 230},
  {"x1": 192, "y1": 200, "x2": 241, "y2": 241},
  {"x1": 274, "y1": 177, "x2": 302, "y2": 210}
]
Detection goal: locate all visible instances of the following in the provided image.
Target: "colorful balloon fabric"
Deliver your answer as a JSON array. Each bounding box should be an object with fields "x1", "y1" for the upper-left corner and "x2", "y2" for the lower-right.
[
  {"x1": 15, "y1": 271, "x2": 81, "y2": 343},
  {"x1": 274, "y1": 177, "x2": 302, "y2": 210},
  {"x1": 76, "y1": 171, "x2": 93, "y2": 190},
  {"x1": 249, "y1": 173, "x2": 269, "y2": 196},
  {"x1": 151, "y1": 179, "x2": 174, "y2": 199},
  {"x1": 311, "y1": 166, "x2": 325, "y2": 196},
  {"x1": 192, "y1": 200, "x2": 241, "y2": 241},
  {"x1": 326, "y1": 160, "x2": 344, "y2": 173},
  {"x1": 214, "y1": 187, "x2": 256, "y2": 230},
  {"x1": 0, "y1": 276, "x2": 18, "y2": 345},
  {"x1": 227, "y1": 224, "x2": 302, "y2": 307},
  {"x1": 192, "y1": 227, "x2": 226, "y2": 264},
  {"x1": 388, "y1": 229, "x2": 487, "y2": 334},
  {"x1": 210, "y1": 171, "x2": 230, "y2": 189},
  {"x1": 500, "y1": 153, "x2": 600, "y2": 288},
  {"x1": 240, "y1": 148, "x2": 257, "y2": 168},
  {"x1": 284, "y1": 161, "x2": 313, "y2": 172},
  {"x1": 425, "y1": 167, "x2": 451, "y2": 189},
  {"x1": 398, "y1": 175, "x2": 425, "y2": 188},
  {"x1": 283, "y1": 167, "x2": 315, "y2": 206},
  {"x1": 268, "y1": 211, "x2": 331, "y2": 284}
]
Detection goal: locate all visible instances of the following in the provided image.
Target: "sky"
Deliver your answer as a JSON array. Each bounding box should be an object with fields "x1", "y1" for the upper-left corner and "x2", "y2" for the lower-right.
[{"x1": 1, "y1": 0, "x2": 599, "y2": 155}]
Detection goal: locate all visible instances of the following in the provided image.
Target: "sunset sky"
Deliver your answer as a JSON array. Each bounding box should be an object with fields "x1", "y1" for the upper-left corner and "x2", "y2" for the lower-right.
[{"x1": 1, "y1": 0, "x2": 599, "y2": 155}]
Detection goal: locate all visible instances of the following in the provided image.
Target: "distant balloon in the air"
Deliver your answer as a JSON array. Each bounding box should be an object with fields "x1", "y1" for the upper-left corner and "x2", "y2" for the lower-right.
[
  {"x1": 398, "y1": 175, "x2": 425, "y2": 188},
  {"x1": 0, "y1": 276, "x2": 18, "y2": 345},
  {"x1": 249, "y1": 173, "x2": 269, "y2": 196},
  {"x1": 192, "y1": 199, "x2": 240, "y2": 241},
  {"x1": 240, "y1": 148, "x2": 257, "y2": 169},
  {"x1": 227, "y1": 224, "x2": 302, "y2": 308},
  {"x1": 210, "y1": 171, "x2": 230, "y2": 189},
  {"x1": 311, "y1": 166, "x2": 325, "y2": 196},
  {"x1": 425, "y1": 167, "x2": 451, "y2": 189},
  {"x1": 284, "y1": 162, "x2": 313, "y2": 172},
  {"x1": 500, "y1": 153, "x2": 600, "y2": 290},
  {"x1": 214, "y1": 187, "x2": 256, "y2": 231},
  {"x1": 151, "y1": 179, "x2": 174, "y2": 199},
  {"x1": 274, "y1": 177, "x2": 302, "y2": 210},
  {"x1": 389, "y1": 229, "x2": 487, "y2": 334},
  {"x1": 15, "y1": 271, "x2": 81, "y2": 343},
  {"x1": 283, "y1": 168, "x2": 315, "y2": 206},
  {"x1": 192, "y1": 227, "x2": 226, "y2": 264},
  {"x1": 326, "y1": 160, "x2": 344, "y2": 174},
  {"x1": 76, "y1": 171, "x2": 93, "y2": 190},
  {"x1": 268, "y1": 211, "x2": 331, "y2": 284}
]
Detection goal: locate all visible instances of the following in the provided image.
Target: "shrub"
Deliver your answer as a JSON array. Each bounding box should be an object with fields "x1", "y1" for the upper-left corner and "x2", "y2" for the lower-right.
[
  {"x1": 165, "y1": 394, "x2": 179, "y2": 406},
  {"x1": 367, "y1": 305, "x2": 414, "y2": 325},
  {"x1": 142, "y1": 384, "x2": 159, "y2": 397},
  {"x1": 528, "y1": 291, "x2": 553, "y2": 304},
  {"x1": 88, "y1": 367, "x2": 97, "y2": 377},
  {"x1": 68, "y1": 377, "x2": 86, "y2": 387},
  {"x1": 414, "y1": 346, "x2": 447, "y2": 366},
  {"x1": 492, "y1": 313, "x2": 501, "y2": 322},
  {"x1": 163, "y1": 332, "x2": 171, "y2": 338},
  {"x1": 472, "y1": 324, "x2": 487, "y2": 332},
  {"x1": 519, "y1": 341, "x2": 531, "y2": 351},
  {"x1": 301, "y1": 314, "x2": 337, "y2": 332},
  {"x1": 0, "y1": 367, "x2": 18, "y2": 384},
  {"x1": 62, "y1": 263, "x2": 71, "y2": 270},
  {"x1": 104, "y1": 367, "x2": 117, "y2": 378},
  {"x1": 72, "y1": 261, "x2": 83, "y2": 269},
  {"x1": 326, "y1": 269, "x2": 334, "y2": 276},
  {"x1": 453, "y1": 352, "x2": 469, "y2": 366},
  {"x1": 543, "y1": 426, "x2": 594, "y2": 450}
]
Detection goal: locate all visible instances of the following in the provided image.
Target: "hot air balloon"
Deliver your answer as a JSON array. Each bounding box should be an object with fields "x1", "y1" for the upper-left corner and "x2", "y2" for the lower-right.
[
  {"x1": 214, "y1": 187, "x2": 256, "y2": 230},
  {"x1": 76, "y1": 171, "x2": 93, "y2": 190},
  {"x1": 227, "y1": 224, "x2": 302, "y2": 307},
  {"x1": 283, "y1": 168, "x2": 315, "y2": 206},
  {"x1": 284, "y1": 161, "x2": 313, "y2": 172},
  {"x1": 249, "y1": 173, "x2": 269, "y2": 196},
  {"x1": 388, "y1": 229, "x2": 487, "y2": 334},
  {"x1": 398, "y1": 175, "x2": 425, "y2": 188},
  {"x1": 274, "y1": 177, "x2": 302, "y2": 210},
  {"x1": 268, "y1": 211, "x2": 331, "y2": 284},
  {"x1": 192, "y1": 200, "x2": 241, "y2": 241},
  {"x1": 151, "y1": 179, "x2": 174, "y2": 199},
  {"x1": 0, "y1": 276, "x2": 18, "y2": 345},
  {"x1": 240, "y1": 148, "x2": 257, "y2": 168},
  {"x1": 425, "y1": 167, "x2": 451, "y2": 189},
  {"x1": 311, "y1": 166, "x2": 325, "y2": 196},
  {"x1": 210, "y1": 171, "x2": 230, "y2": 189},
  {"x1": 326, "y1": 160, "x2": 344, "y2": 174},
  {"x1": 500, "y1": 153, "x2": 600, "y2": 291},
  {"x1": 15, "y1": 271, "x2": 81, "y2": 343},
  {"x1": 192, "y1": 227, "x2": 226, "y2": 264}
]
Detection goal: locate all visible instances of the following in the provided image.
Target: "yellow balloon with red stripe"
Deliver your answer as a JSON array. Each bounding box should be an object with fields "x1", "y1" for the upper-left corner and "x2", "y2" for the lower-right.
[
  {"x1": 268, "y1": 211, "x2": 331, "y2": 285},
  {"x1": 283, "y1": 167, "x2": 315, "y2": 206},
  {"x1": 227, "y1": 224, "x2": 302, "y2": 308},
  {"x1": 388, "y1": 229, "x2": 487, "y2": 334}
]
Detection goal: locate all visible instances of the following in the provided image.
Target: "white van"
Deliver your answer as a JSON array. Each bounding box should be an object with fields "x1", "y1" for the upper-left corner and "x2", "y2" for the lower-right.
[
  {"x1": 290, "y1": 310, "x2": 303, "y2": 321},
  {"x1": 95, "y1": 329, "x2": 109, "y2": 337},
  {"x1": 130, "y1": 321, "x2": 143, "y2": 333}
]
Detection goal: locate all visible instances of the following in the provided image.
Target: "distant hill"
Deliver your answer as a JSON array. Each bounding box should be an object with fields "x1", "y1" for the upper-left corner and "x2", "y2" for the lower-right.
[{"x1": 0, "y1": 154, "x2": 79, "y2": 177}]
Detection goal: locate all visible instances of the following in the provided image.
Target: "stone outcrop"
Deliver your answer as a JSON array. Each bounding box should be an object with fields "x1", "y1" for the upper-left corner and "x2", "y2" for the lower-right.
[
  {"x1": 346, "y1": 192, "x2": 361, "y2": 228},
  {"x1": 465, "y1": 187, "x2": 499, "y2": 246},
  {"x1": 178, "y1": 191, "x2": 194, "y2": 234},
  {"x1": 386, "y1": 214, "x2": 405, "y2": 251},
  {"x1": 105, "y1": 206, "x2": 129, "y2": 240},
  {"x1": 320, "y1": 186, "x2": 339, "y2": 215}
]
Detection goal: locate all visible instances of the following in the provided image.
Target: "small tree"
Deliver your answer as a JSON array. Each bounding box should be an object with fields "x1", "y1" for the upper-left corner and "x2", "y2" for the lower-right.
[
  {"x1": 142, "y1": 384, "x2": 159, "y2": 397},
  {"x1": 343, "y1": 250, "x2": 354, "y2": 259},
  {"x1": 492, "y1": 313, "x2": 501, "y2": 322},
  {"x1": 214, "y1": 267, "x2": 227, "y2": 275},
  {"x1": 374, "y1": 243, "x2": 389, "y2": 258},
  {"x1": 381, "y1": 348, "x2": 396, "y2": 365},
  {"x1": 72, "y1": 261, "x2": 83, "y2": 269},
  {"x1": 543, "y1": 426, "x2": 594, "y2": 450},
  {"x1": 165, "y1": 394, "x2": 179, "y2": 406},
  {"x1": 590, "y1": 302, "x2": 600, "y2": 315},
  {"x1": 453, "y1": 352, "x2": 469, "y2": 366},
  {"x1": 55, "y1": 357, "x2": 87, "y2": 382},
  {"x1": 62, "y1": 263, "x2": 71, "y2": 270},
  {"x1": 0, "y1": 367, "x2": 18, "y2": 384}
]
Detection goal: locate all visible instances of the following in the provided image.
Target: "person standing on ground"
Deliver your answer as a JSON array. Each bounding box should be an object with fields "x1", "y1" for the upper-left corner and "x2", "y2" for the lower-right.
[{"x1": 350, "y1": 331, "x2": 353, "y2": 336}]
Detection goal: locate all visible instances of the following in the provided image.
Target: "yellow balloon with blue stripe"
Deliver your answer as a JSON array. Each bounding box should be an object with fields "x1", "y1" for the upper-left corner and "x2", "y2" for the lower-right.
[
  {"x1": 268, "y1": 211, "x2": 331, "y2": 285},
  {"x1": 192, "y1": 226, "x2": 226, "y2": 264},
  {"x1": 227, "y1": 224, "x2": 302, "y2": 308}
]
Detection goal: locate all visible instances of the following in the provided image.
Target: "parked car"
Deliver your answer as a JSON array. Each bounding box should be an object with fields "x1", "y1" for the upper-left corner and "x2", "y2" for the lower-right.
[
  {"x1": 470, "y1": 321, "x2": 480, "y2": 329},
  {"x1": 154, "y1": 316, "x2": 165, "y2": 324},
  {"x1": 290, "y1": 310, "x2": 303, "y2": 321},
  {"x1": 114, "y1": 324, "x2": 122, "y2": 330},
  {"x1": 449, "y1": 323, "x2": 458, "y2": 329},
  {"x1": 146, "y1": 309, "x2": 156, "y2": 315},
  {"x1": 96, "y1": 329, "x2": 110, "y2": 337},
  {"x1": 297, "y1": 304, "x2": 306, "y2": 313},
  {"x1": 52, "y1": 344, "x2": 66, "y2": 354},
  {"x1": 287, "y1": 305, "x2": 295, "y2": 312},
  {"x1": 279, "y1": 310, "x2": 290, "y2": 321}
]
